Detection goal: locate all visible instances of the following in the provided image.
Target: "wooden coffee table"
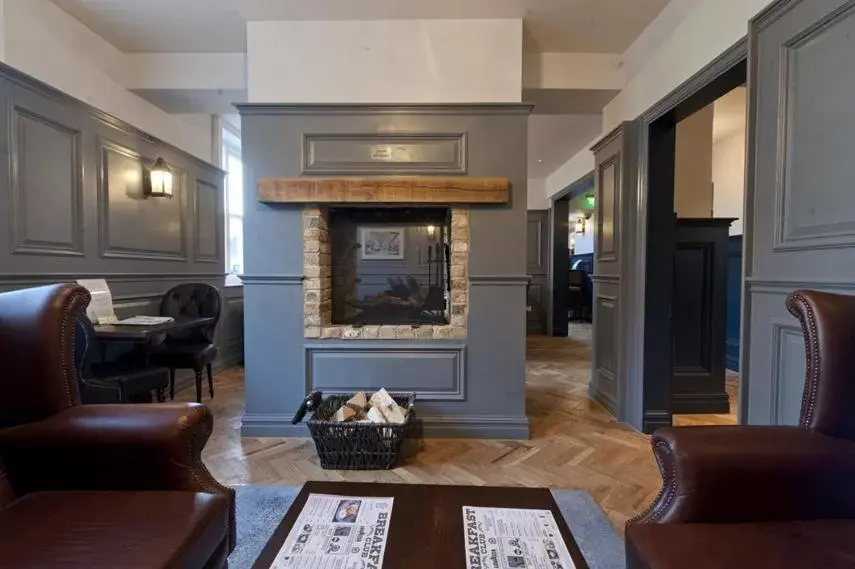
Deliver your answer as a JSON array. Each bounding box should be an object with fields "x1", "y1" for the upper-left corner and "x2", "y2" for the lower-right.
[{"x1": 251, "y1": 481, "x2": 591, "y2": 569}]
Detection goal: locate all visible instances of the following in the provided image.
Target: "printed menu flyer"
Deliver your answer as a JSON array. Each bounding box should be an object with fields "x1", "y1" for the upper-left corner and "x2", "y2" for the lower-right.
[
  {"x1": 463, "y1": 507, "x2": 576, "y2": 569},
  {"x1": 271, "y1": 494, "x2": 394, "y2": 569}
]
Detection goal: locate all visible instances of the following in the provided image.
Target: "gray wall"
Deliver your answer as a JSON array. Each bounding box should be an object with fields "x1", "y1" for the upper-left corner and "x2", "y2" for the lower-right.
[
  {"x1": 743, "y1": 0, "x2": 855, "y2": 424},
  {"x1": 0, "y1": 63, "x2": 243, "y2": 382},
  {"x1": 527, "y1": 210, "x2": 549, "y2": 334},
  {"x1": 238, "y1": 104, "x2": 531, "y2": 438},
  {"x1": 590, "y1": 123, "x2": 639, "y2": 420}
]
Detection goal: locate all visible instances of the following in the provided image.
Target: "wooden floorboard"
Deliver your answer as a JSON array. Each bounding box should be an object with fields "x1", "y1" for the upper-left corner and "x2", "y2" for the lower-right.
[{"x1": 180, "y1": 323, "x2": 738, "y2": 534}]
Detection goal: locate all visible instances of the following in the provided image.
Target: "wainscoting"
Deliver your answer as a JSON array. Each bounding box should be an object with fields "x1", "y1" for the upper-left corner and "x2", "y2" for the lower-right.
[{"x1": 0, "y1": 62, "x2": 242, "y2": 383}]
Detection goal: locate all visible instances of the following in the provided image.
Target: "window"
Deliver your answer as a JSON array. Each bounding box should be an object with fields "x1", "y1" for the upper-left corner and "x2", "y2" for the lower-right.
[{"x1": 222, "y1": 125, "x2": 243, "y2": 285}]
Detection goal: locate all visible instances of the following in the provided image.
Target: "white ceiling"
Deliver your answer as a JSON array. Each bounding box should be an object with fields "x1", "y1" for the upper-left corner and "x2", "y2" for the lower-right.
[
  {"x1": 713, "y1": 86, "x2": 747, "y2": 144},
  {"x1": 528, "y1": 114, "x2": 602, "y2": 178},
  {"x1": 524, "y1": 88, "x2": 619, "y2": 115},
  {"x1": 131, "y1": 88, "x2": 247, "y2": 114},
  {"x1": 50, "y1": 0, "x2": 670, "y2": 54}
]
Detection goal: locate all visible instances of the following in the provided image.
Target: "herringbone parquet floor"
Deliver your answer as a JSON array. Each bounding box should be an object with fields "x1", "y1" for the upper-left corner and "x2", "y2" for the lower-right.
[{"x1": 181, "y1": 324, "x2": 737, "y2": 533}]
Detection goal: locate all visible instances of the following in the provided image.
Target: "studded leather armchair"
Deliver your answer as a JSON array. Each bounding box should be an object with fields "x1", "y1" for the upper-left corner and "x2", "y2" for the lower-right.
[
  {"x1": 626, "y1": 290, "x2": 855, "y2": 568},
  {"x1": 0, "y1": 284, "x2": 235, "y2": 568}
]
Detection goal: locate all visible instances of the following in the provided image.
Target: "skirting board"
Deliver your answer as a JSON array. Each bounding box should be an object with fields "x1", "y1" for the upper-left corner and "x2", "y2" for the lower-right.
[
  {"x1": 416, "y1": 414, "x2": 530, "y2": 440},
  {"x1": 241, "y1": 413, "x2": 530, "y2": 440},
  {"x1": 242, "y1": 415, "x2": 309, "y2": 438},
  {"x1": 671, "y1": 392, "x2": 730, "y2": 415},
  {"x1": 642, "y1": 411, "x2": 672, "y2": 435},
  {"x1": 588, "y1": 384, "x2": 618, "y2": 417}
]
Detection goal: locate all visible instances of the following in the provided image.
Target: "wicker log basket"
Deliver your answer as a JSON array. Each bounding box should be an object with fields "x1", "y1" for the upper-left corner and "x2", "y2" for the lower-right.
[{"x1": 291, "y1": 391, "x2": 416, "y2": 470}]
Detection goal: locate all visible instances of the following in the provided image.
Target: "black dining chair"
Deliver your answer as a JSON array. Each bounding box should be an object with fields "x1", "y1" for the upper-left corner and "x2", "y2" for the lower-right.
[
  {"x1": 74, "y1": 314, "x2": 171, "y2": 404},
  {"x1": 151, "y1": 283, "x2": 221, "y2": 403}
]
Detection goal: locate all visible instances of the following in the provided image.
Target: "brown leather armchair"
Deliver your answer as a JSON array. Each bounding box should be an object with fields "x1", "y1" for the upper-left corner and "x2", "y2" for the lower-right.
[
  {"x1": 626, "y1": 290, "x2": 855, "y2": 569},
  {"x1": 0, "y1": 284, "x2": 235, "y2": 568}
]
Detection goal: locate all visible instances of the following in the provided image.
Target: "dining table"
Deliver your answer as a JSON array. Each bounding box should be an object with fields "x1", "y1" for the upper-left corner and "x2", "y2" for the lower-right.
[
  {"x1": 93, "y1": 316, "x2": 216, "y2": 373},
  {"x1": 93, "y1": 316, "x2": 215, "y2": 343}
]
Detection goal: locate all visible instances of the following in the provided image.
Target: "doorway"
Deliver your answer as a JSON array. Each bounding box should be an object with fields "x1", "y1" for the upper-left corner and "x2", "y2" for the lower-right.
[
  {"x1": 549, "y1": 173, "x2": 597, "y2": 337},
  {"x1": 671, "y1": 87, "x2": 747, "y2": 426},
  {"x1": 641, "y1": 50, "x2": 748, "y2": 430}
]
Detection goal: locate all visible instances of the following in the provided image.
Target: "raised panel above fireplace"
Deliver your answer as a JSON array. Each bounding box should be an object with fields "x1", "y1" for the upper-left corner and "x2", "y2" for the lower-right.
[{"x1": 303, "y1": 133, "x2": 467, "y2": 175}]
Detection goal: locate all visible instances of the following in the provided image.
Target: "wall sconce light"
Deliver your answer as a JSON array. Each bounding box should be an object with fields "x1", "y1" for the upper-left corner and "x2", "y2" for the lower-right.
[
  {"x1": 574, "y1": 217, "x2": 586, "y2": 234},
  {"x1": 147, "y1": 157, "x2": 174, "y2": 199},
  {"x1": 426, "y1": 225, "x2": 437, "y2": 240}
]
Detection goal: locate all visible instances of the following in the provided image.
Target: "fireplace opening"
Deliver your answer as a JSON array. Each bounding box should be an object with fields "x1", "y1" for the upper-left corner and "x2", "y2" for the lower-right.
[{"x1": 329, "y1": 207, "x2": 451, "y2": 326}]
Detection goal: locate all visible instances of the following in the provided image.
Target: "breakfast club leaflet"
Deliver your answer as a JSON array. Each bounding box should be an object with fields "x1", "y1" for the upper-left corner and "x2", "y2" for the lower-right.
[
  {"x1": 271, "y1": 494, "x2": 394, "y2": 569},
  {"x1": 463, "y1": 507, "x2": 576, "y2": 569}
]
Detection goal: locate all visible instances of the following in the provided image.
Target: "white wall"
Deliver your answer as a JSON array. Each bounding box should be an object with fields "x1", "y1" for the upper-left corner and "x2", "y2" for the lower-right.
[
  {"x1": 674, "y1": 104, "x2": 714, "y2": 218},
  {"x1": 567, "y1": 192, "x2": 595, "y2": 255},
  {"x1": 545, "y1": 140, "x2": 597, "y2": 197},
  {"x1": 545, "y1": 0, "x2": 775, "y2": 199},
  {"x1": 122, "y1": 53, "x2": 246, "y2": 90},
  {"x1": 602, "y1": 0, "x2": 773, "y2": 130},
  {"x1": 527, "y1": 178, "x2": 550, "y2": 210},
  {"x1": 246, "y1": 19, "x2": 523, "y2": 103},
  {"x1": 523, "y1": 52, "x2": 626, "y2": 90},
  {"x1": 713, "y1": 131, "x2": 746, "y2": 235},
  {"x1": 571, "y1": 220, "x2": 595, "y2": 255},
  {"x1": 1, "y1": 0, "x2": 214, "y2": 163}
]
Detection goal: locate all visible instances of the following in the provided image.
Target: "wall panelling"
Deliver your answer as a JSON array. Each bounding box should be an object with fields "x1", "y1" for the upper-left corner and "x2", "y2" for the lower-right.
[{"x1": 0, "y1": 62, "x2": 242, "y2": 381}]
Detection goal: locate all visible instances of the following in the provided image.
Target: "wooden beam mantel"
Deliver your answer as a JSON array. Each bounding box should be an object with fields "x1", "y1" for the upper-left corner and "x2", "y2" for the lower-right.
[{"x1": 257, "y1": 177, "x2": 510, "y2": 204}]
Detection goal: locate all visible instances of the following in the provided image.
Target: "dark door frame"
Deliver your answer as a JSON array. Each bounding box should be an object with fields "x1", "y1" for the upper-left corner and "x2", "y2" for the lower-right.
[
  {"x1": 632, "y1": 39, "x2": 748, "y2": 433},
  {"x1": 550, "y1": 196, "x2": 570, "y2": 337}
]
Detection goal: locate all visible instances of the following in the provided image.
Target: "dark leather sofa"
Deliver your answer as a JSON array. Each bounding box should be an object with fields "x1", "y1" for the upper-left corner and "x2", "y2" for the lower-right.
[
  {"x1": 627, "y1": 290, "x2": 855, "y2": 569},
  {"x1": 0, "y1": 284, "x2": 235, "y2": 568}
]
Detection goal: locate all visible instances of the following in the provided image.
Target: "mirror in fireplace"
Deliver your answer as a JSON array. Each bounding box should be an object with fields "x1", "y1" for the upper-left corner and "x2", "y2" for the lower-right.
[{"x1": 329, "y1": 206, "x2": 451, "y2": 326}]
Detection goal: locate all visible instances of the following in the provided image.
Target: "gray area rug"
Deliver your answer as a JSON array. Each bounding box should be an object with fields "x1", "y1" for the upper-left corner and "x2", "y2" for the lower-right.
[{"x1": 231, "y1": 485, "x2": 624, "y2": 569}]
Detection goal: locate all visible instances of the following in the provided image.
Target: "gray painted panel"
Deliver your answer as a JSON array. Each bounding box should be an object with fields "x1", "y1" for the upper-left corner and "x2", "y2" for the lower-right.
[
  {"x1": 776, "y1": 3, "x2": 855, "y2": 250},
  {"x1": 194, "y1": 179, "x2": 221, "y2": 263},
  {"x1": 10, "y1": 106, "x2": 83, "y2": 256},
  {"x1": 303, "y1": 132, "x2": 466, "y2": 174},
  {"x1": 0, "y1": 63, "x2": 238, "y2": 378},
  {"x1": 99, "y1": 139, "x2": 187, "y2": 261},
  {"x1": 746, "y1": 0, "x2": 855, "y2": 424},
  {"x1": 590, "y1": 123, "x2": 634, "y2": 422},
  {"x1": 592, "y1": 292, "x2": 618, "y2": 414},
  {"x1": 242, "y1": 282, "x2": 306, "y2": 419},
  {"x1": 306, "y1": 344, "x2": 464, "y2": 400},
  {"x1": 527, "y1": 210, "x2": 549, "y2": 334},
  {"x1": 597, "y1": 157, "x2": 619, "y2": 262},
  {"x1": 771, "y1": 321, "x2": 805, "y2": 424},
  {"x1": 595, "y1": 296, "x2": 617, "y2": 375},
  {"x1": 464, "y1": 282, "x2": 529, "y2": 422}
]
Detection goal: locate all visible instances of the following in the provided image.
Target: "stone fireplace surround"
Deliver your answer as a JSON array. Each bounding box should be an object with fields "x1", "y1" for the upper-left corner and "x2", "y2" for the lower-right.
[{"x1": 303, "y1": 206, "x2": 470, "y2": 340}]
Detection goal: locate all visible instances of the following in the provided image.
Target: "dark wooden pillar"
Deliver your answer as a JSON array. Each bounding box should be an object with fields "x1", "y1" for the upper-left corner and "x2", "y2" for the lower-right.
[
  {"x1": 551, "y1": 198, "x2": 570, "y2": 337},
  {"x1": 671, "y1": 218, "x2": 735, "y2": 413}
]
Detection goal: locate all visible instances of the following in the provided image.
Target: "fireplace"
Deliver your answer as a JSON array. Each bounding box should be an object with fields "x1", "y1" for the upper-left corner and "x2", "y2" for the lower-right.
[
  {"x1": 303, "y1": 204, "x2": 470, "y2": 340},
  {"x1": 328, "y1": 207, "x2": 451, "y2": 326},
  {"x1": 239, "y1": 103, "x2": 532, "y2": 440}
]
